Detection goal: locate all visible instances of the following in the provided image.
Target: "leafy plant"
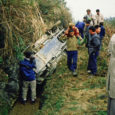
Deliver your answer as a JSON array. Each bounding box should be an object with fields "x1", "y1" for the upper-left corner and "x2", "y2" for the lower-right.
[
  {"x1": 13, "y1": 36, "x2": 26, "y2": 61},
  {"x1": 96, "y1": 111, "x2": 107, "y2": 115},
  {"x1": 0, "y1": 57, "x2": 3, "y2": 64}
]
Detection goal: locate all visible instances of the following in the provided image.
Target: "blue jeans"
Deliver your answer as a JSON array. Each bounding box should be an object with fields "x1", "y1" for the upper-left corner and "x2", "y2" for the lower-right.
[
  {"x1": 87, "y1": 51, "x2": 99, "y2": 75},
  {"x1": 67, "y1": 51, "x2": 78, "y2": 72}
]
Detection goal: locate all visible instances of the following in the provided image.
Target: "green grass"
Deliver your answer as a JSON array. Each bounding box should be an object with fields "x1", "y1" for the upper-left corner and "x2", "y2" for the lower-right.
[
  {"x1": 0, "y1": 97, "x2": 10, "y2": 115},
  {"x1": 54, "y1": 97, "x2": 65, "y2": 112},
  {"x1": 96, "y1": 111, "x2": 107, "y2": 115},
  {"x1": 83, "y1": 77, "x2": 106, "y2": 89}
]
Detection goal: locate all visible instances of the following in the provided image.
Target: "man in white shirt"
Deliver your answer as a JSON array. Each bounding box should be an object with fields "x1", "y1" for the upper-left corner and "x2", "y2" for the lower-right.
[{"x1": 95, "y1": 9, "x2": 104, "y2": 25}]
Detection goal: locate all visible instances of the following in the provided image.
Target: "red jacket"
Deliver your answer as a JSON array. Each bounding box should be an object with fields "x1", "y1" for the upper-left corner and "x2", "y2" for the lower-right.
[{"x1": 65, "y1": 27, "x2": 79, "y2": 38}]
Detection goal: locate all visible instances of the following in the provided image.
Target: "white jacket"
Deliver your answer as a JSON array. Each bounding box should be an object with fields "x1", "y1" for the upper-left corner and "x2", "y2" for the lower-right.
[{"x1": 95, "y1": 14, "x2": 104, "y2": 25}]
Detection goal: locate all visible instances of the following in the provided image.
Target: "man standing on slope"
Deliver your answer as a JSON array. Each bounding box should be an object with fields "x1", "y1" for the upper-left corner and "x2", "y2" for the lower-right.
[{"x1": 87, "y1": 26, "x2": 100, "y2": 77}]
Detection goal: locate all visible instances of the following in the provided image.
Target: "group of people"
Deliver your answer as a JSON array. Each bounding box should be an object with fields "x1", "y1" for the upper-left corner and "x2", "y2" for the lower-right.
[
  {"x1": 75, "y1": 9, "x2": 104, "y2": 38},
  {"x1": 60, "y1": 9, "x2": 105, "y2": 77}
]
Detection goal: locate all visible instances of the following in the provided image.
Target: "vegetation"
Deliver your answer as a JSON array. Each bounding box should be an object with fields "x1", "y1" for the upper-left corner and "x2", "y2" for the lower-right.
[
  {"x1": 0, "y1": 0, "x2": 72, "y2": 59},
  {"x1": 106, "y1": 17, "x2": 115, "y2": 28}
]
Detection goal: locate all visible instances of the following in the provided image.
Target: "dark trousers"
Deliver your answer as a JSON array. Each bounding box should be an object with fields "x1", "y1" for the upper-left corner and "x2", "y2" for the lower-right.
[
  {"x1": 108, "y1": 97, "x2": 115, "y2": 115},
  {"x1": 67, "y1": 51, "x2": 78, "y2": 72},
  {"x1": 87, "y1": 51, "x2": 99, "y2": 75},
  {"x1": 79, "y1": 28, "x2": 84, "y2": 38}
]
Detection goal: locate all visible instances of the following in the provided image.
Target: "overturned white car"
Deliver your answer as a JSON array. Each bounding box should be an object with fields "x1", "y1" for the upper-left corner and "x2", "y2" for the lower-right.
[{"x1": 33, "y1": 29, "x2": 66, "y2": 84}]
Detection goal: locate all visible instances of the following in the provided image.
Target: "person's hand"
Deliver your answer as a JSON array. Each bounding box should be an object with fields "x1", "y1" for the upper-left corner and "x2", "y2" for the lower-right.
[{"x1": 78, "y1": 36, "x2": 83, "y2": 40}]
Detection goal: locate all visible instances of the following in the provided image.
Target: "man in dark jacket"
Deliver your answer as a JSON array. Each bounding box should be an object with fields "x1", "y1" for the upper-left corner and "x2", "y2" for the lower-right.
[
  {"x1": 87, "y1": 26, "x2": 100, "y2": 76},
  {"x1": 20, "y1": 51, "x2": 36, "y2": 104},
  {"x1": 95, "y1": 24, "x2": 105, "y2": 49},
  {"x1": 95, "y1": 25, "x2": 101, "y2": 50}
]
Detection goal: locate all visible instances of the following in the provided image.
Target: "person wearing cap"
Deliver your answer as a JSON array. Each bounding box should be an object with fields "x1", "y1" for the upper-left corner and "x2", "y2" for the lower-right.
[
  {"x1": 20, "y1": 51, "x2": 36, "y2": 104},
  {"x1": 87, "y1": 26, "x2": 100, "y2": 77},
  {"x1": 84, "y1": 9, "x2": 96, "y2": 26},
  {"x1": 95, "y1": 9, "x2": 104, "y2": 25},
  {"x1": 59, "y1": 29, "x2": 79, "y2": 76}
]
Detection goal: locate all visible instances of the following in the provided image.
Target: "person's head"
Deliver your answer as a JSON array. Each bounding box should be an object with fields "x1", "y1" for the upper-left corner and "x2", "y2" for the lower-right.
[
  {"x1": 69, "y1": 23, "x2": 75, "y2": 29},
  {"x1": 85, "y1": 20, "x2": 91, "y2": 26},
  {"x1": 24, "y1": 51, "x2": 33, "y2": 59},
  {"x1": 89, "y1": 26, "x2": 96, "y2": 35},
  {"x1": 69, "y1": 29, "x2": 74, "y2": 37},
  {"x1": 95, "y1": 25, "x2": 101, "y2": 34},
  {"x1": 100, "y1": 22, "x2": 104, "y2": 26},
  {"x1": 86, "y1": 9, "x2": 91, "y2": 15},
  {"x1": 83, "y1": 16, "x2": 87, "y2": 22},
  {"x1": 96, "y1": 9, "x2": 100, "y2": 15}
]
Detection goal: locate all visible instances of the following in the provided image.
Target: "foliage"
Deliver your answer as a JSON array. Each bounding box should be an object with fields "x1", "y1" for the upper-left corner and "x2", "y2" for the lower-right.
[
  {"x1": 96, "y1": 111, "x2": 107, "y2": 115},
  {"x1": 0, "y1": 96, "x2": 10, "y2": 115},
  {"x1": 0, "y1": 0, "x2": 72, "y2": 60},
  {"x1": 0, "y1": 57, "x2": 3, "y2": 64},
  {"x1": 13, "y1": 36, "x2": 26, "y2": 61},
  {"x1": 106, "y1": 17, "x2": 115, "y2": 28}
]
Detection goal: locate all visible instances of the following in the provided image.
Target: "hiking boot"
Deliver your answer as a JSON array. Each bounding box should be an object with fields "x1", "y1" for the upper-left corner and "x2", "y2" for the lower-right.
[{"x1": 73, "y1": 71, "x2": 77, "y2": 76}]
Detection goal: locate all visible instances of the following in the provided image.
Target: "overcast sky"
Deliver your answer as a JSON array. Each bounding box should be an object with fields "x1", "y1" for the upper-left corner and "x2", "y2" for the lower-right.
[{"x1": 65, "y1": 0, "x2": 115, "y2": 22}]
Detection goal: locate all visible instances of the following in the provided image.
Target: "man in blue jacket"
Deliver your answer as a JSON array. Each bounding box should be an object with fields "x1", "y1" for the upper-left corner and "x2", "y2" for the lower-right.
[
  {"x1": 75, "y1": 21, "x2": 85, "y2": 38},
  {"x1": 87, "y1": 26, "x2": 100, "y2": 77},
  {"x1": 20, "y1": 51, "x2": 36, "y2": 104}
]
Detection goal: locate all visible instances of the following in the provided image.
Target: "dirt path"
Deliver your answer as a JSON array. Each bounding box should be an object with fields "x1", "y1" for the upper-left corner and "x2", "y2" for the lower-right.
[{"x1": 9, "y1": 98, "x2": 39, "y2": 115}]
